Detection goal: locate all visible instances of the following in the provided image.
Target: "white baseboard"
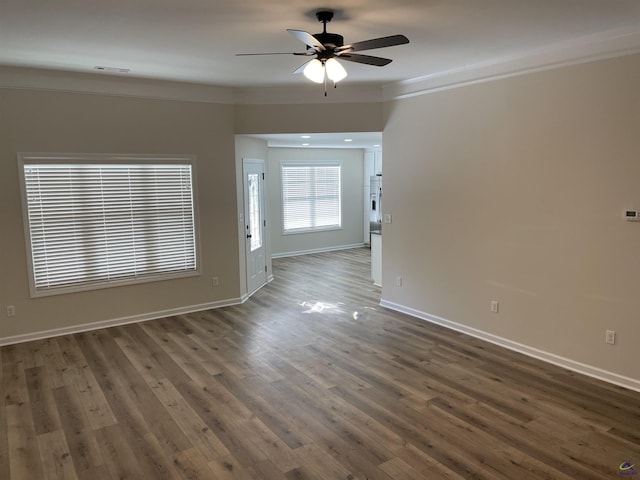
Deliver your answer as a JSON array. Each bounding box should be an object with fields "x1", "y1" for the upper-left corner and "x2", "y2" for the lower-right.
[
  {"x1": 271, "y1": 243, "x2": 365, "y2": 259},
  {"x1": 380, "y1": 299, "x2": 640, "y2": 393},
  {"x1": 0, "y1": 296, "x2": 246, "y2": 347}
]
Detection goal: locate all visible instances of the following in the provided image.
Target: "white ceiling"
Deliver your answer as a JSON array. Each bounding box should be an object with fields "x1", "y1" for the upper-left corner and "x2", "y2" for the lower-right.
[
  {"x1": 247, "y1": 132, "x2": 382, "y2": 149},
  {"x1": 2, "y1": 0, "x2": 640, "y2": 90}
]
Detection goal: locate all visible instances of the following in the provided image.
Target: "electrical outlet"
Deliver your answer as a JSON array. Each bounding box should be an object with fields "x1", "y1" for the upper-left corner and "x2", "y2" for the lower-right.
[
  {"x1": 605, "y1": 330, "x2": 616, "y2": 345},
  {"x1": 490, "y1": 300, "x2": 499, "y2": 313},
  {"x1": 6, "y1": 305, "x2": 15, "y2": 317},
  {"x1": 383, "y1": 214, "x2": 392, "y2": 224},
  {"x1": 395, "y1": 276, "x2": 402, "y2": 287},
  {"x1": 212, "y1": 276, "x2": 219, "y2": 287}
]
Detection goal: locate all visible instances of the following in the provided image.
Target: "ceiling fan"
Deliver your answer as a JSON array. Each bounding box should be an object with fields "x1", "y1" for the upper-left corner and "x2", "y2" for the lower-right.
[{"x1": 236, "y1": 10, "x2": 409, "y2": 94}]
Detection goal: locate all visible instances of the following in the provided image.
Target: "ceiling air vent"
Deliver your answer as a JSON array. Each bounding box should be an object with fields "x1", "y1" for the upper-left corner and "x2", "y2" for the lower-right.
[{"x1": 94, "y1": 66, "x2": 130, "y2": 73}]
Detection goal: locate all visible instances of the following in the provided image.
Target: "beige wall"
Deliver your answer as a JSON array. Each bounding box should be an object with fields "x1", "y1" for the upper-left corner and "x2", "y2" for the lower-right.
[
  {"x1": 0, "y1": 88, "x2": 239, "y2": 340},
  {"x1": 266, "y1": 147, "x2": 365, "y2": 256},
  {"x1": 382, "y1": 53, "x2": 640, "y2": 382},
  {"x1": 234, "y1": 102, "x2": 383, "y2": 135}
]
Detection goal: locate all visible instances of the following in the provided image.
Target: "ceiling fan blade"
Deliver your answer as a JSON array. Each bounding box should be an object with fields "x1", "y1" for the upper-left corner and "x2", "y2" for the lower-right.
[
  {"x1": 287, "y1": 29, "x2": 326, "y2": 51},
  {"x1": 338, "y1": 53, "x2": 393, "y2": 67},
  {"x1": 236, "y1": 52, "x2": 311, "y2": 56},
  {"x1": 336, "y1": 34, "x2": 409, "y2": 53},
  {"x1": 293, "y1": 60, "x2": 314, "y2": 74}
]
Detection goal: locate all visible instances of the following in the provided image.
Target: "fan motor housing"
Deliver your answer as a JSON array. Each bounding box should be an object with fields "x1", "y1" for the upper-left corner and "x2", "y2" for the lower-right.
[{"x1": 313, "y1": 32, "x2": 344, "y2": 49}]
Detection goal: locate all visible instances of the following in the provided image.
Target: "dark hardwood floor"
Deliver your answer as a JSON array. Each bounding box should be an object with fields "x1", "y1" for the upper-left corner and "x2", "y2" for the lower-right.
[{"x1": 2, "y1": 247, "x2": 640, "y2": 479}]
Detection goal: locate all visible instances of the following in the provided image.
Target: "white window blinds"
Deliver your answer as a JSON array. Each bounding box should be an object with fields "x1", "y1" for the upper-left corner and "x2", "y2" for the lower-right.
[
  {"x1": 19, "y1": 154, "x2": 198, "y2": 296},
  {"x1": 281, "y1": 163, "x2": 341, "y2": 233}
]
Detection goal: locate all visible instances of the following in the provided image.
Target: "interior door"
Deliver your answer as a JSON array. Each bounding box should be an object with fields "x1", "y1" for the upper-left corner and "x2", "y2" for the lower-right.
[{"x1": 243, "y1": 159, "x2": 267, "y2": 295}]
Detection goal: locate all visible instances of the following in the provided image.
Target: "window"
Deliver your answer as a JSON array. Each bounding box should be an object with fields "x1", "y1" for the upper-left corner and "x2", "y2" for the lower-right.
[
  {"x1": 247, "y1": 172, "x2": 262, "y2": 251},
  {"x1": 281, "y1": 162, "x2": 342, "y2": 234},
  {"x1": 18, "y1": 153, "x2": 199, "y2": 297}
]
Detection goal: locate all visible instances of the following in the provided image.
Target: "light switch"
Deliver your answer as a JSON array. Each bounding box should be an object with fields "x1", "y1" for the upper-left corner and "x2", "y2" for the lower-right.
[
  {"x1": 383, "y1": 214, "x2": 392, "y2": 224},
  {"x1": 624, "y1": 210, "x2": 640, "y2": 221}
]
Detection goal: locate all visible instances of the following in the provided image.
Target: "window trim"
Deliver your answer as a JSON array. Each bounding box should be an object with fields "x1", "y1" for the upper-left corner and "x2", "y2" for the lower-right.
[
  {"x1": 17, "y1": 153, "x2": 201, "y2": 298},
  {"x1": 280, "y1": 161, "x2": 343, "y2": 235}
]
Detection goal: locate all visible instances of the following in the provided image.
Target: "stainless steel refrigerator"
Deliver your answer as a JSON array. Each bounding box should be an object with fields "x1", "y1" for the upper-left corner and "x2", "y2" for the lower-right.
[{"x1": 369, "y1": 175, "x2": 382, "y2": 236}]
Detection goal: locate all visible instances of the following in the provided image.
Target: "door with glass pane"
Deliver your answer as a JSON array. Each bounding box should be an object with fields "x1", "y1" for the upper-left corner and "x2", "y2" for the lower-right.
[{"x1": 243, "y1": 159, "x2": 267, "y2": 295}]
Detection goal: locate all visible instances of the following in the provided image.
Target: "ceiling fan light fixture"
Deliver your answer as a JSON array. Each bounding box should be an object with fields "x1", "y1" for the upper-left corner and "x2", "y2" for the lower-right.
[
  {"x1": 325, "y1": 58, "x2": 347, "y2": 82},
  {"x1": 237, "y1": 11, "x2": 409, "y2": 94},
  {"x1": 303, "y1": 59, "x2": 325, "y2": 83}
]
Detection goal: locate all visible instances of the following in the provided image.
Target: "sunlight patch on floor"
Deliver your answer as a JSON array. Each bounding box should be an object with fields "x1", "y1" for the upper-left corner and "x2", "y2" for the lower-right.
[
  {"x1": 297, "y1": 300, "x2": 380, "y2": 321},
  {"x1": 298, "y1": 301, "x2": 345, "y2": 315}
]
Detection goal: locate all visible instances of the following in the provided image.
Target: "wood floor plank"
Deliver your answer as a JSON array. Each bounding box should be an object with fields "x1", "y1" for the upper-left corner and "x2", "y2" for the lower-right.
[
  {"x1": 0, "y1": 356, "x2": 11, "y2": 480},
  {"x1": 94, "y1": 424, "x2": 146, "y2": 480},
  {"x1": 66, "y1": 363, "x2": 118, "y2": 431},
  {"x1": 478, "y1": 354, "x2": 640, "y2": 426},
  {"x1": 551, "y1": 430, "x2": 640, "y2": 478},
  {"x1": 6, "y1": 403, "x2": 44, "y2": 480},
  {"x1": 276, "y1": 345, "x2": 371, "y2": 390},
  {"x1": 424, "y1": 401, "x2": 578, "y2": 480},
  {"x1": 36, "y1": 429, "x2": 78, "y2": 480},
  {"x1": 172, "y1": 376, "x2": 271, "y2": 467},
  {"x1": 332, "y1": 386, "x2": 495, "y2": 479},
  {"x1": 289, "y1": 443, "x2": 355, "y2": 480},
  {"x1": 428, "y1": 395, "x2": 613, "y2": 480},
  {"x1": 85, "y1": 329, "x2": 194, "y2": 455},
  {"x1": 142, "y1": 325, "x2": 225, "y2": 380},
  {"x1": 295, "y1": 379, "x2": 407, "y2": 455},
  {"x1": 213, "y1": 370, "x2": 311, "y2": 450},
  {"x1": 75, "y1": 331, "x2": 153, "y2": 438},
  {"x1": 379, "y1": 456, "x2": 431, "y2": 480},
  {"x1": 395, "y1": 443, "x2": 468, "y2": 479},
  {"x1": 243, "y1": 417, "x2": 300, "y2": 472},
  {"x1": 24, "y1": 366, "x2": 61, "y2": 435},
  {"x1": 207, "y1": 454, "x2": 253, "y2": 480},
  {"x1": 2, "y1": 248, "x2": 639, "y2": 479},
  {"x1": 3, "y1": 361, "x2": 28, "y2": 407},
  {"x1": 52, "y1": 384, "x2": 105, "y2": 476},
  {"x1": 147, "y1": 377, "x2": 231, "y2": 461},
  {"x1": 245, "y1": 458, "x2": 288, "y2": 479},
  {"x1": 55, "y1": 335, "x2": 86, "y2": 368},
  {"x1": 27, "y1": 339, "x2": 68, "y2": 390},
  {"x1": 250, "y1": 378, "x2": 395, "y2": 480},
  {"x1": 172, "y1": 447, "x2": 220, "y2": 480}
]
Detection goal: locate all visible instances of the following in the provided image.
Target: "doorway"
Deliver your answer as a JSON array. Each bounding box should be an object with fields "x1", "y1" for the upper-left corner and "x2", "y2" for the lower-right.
[{"x1": 243, "y1": 159, "x2": 267, "y2": 295}]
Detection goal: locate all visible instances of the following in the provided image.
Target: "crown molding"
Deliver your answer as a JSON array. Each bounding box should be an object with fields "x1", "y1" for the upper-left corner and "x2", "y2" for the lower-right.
[
  {"x1": 0, "y1": 65, "x2": 383, "y2": 105},
  {"x1": 0, "y1": 66, "x2": 235, "y2": 104},
  {"x1": 383, "y1": 25, "x2": 640, "y2": 101}
]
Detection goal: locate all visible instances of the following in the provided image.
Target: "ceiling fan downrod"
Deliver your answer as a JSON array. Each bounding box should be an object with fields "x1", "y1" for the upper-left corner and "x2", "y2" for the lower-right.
[
  {"x1": 316, "y1": 10, "x2": 333, "y2": 31},
  {"x1": 313, "y1": 11, "x2": 344, "y2": 50}
]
